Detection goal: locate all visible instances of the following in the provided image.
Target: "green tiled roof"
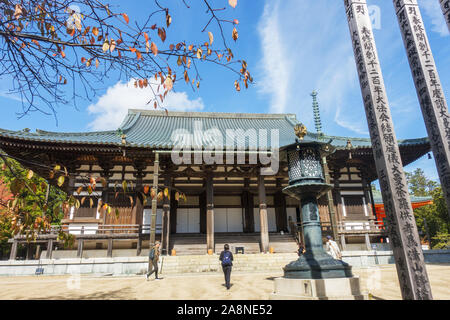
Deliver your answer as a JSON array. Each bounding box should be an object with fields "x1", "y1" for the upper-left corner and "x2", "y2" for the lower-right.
[
  {"x1": 373, "y1": 195, "x2": 433, "y2": 204},
  {"x1": 0, "y1": 109, "x2": 430, "y2": 150},
  {"x1": 372, "y1": 188, "x2": 433, "y2": 204}
]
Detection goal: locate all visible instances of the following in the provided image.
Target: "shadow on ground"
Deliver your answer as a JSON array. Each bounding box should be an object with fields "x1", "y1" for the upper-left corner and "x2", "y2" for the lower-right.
[{"x1": 33, "y1": 287, "x2": 136, "y2": 300}]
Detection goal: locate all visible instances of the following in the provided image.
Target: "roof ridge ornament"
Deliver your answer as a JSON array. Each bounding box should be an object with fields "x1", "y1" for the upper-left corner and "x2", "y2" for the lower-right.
[{"x1": 294, "y1": 123, "x2": 307, "y2": 141}]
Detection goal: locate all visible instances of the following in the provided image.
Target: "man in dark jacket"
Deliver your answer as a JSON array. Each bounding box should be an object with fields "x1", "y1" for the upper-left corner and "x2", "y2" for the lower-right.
[
  {"x1": 219, "y1": 244, "x2": 234, "y2": 290},
  {"x1": 146, "y1": 241, "x2": 161, "y2": 280}
]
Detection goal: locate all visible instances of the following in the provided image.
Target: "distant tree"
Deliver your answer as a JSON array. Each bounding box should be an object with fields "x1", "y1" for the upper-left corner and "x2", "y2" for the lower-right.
[
  {"x1": 405, "y1": 168, "x2": 438, "y2": 197},
  {"x1": 0, "y1": 0, "x2": 251, "y2": 117},
  {"x1": 432, "y1": 232, "x2": 450, "y2": 250},
  {"x1": 371, "y1": 183, "x2": 377, "y2": 193},
  {"x1": 405, "y1": 169, "x2": 449, "y2": 249},
  {"x1": 0, "y1": 150, "x2": 186, "y2": 248},
  {"x1": 0, "y1": 155, "x2": 68, "y2": 256}
]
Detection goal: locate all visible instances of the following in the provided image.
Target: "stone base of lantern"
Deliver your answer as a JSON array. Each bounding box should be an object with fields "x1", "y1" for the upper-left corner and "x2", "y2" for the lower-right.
[
  {"x1": 283, "y1": 251, "x2": 353, "y2": 279},
  {"x1": 270, "y1": 276, "x2": 367, "y2": 300}
]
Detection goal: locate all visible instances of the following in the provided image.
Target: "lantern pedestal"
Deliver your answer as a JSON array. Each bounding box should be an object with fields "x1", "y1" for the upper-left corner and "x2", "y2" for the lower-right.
[
  {"x1": 283, "y1": 185, "x2": 353, "y2": 279},
  {"x1": 270, "y1": 277, "x2": 367, "y2": 300},
  {"x1": 272, "y1": 138, "x2": 365, "y2": 299}
]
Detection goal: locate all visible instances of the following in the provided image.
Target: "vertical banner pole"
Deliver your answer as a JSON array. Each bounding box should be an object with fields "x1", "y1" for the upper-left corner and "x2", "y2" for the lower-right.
[
  {"x1": 344, "y1": 0, "x2": 432, "y2": 299},
  {"x1": 439, "y1": 0, "x2": 450, "y2": 32},
  {"x1": 393, "y1": 0, "x2": 450, "y2": 220}
]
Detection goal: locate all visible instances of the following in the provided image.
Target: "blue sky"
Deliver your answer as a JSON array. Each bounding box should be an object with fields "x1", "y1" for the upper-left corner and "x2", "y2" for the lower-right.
[{"x1": 0, "y1": 0, "x2": 449, "y2": 181}]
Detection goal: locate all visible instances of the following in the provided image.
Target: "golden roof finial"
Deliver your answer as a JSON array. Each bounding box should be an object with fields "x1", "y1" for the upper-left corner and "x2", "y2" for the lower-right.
[{"x1": 294, "y1": 123, "x2": 307, "y2": 140}]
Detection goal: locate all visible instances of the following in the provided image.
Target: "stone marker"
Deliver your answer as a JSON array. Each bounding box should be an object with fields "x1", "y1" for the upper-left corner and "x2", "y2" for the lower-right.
[
  {"x1": 343, "y1": 0, "x2": 432, "y2": 299},
  {"x1": 440, "y1": 0, "x2": 450, "y2": 32},
  {"x1": 393, "y1": 0, "x2": 450, "y2": 220}
]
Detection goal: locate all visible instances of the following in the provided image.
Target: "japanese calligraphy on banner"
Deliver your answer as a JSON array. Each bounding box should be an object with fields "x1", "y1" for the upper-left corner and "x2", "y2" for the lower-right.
[
  {"x1": 393, "y1": 0, "x2": 450, "y2": 220},
  {"x1": 343, "y1": 0, "x2": 432, "y2": 300}
]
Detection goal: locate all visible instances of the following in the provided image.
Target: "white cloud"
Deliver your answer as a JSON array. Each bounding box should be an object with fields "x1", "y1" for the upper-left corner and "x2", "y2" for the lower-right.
[
  {"x1": 0, "y1": 92, "x2": 22, "y2": 102},
  {"x1": 419, "y1": 0, "x2": 450, "y2": 37},
  {"x1": 87, "y1": 80, "x2": 204, "y2": 131},
  {"x1": 257, "y1": 0, "x2": 367, "y2": 135},
  {"x1": 257, "y1": 1, "x2": 290, "y2": 113}
]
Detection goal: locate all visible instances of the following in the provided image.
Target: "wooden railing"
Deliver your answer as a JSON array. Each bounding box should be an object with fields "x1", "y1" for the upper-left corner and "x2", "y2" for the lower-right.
[
  {"x1": 292, "y1": 220, "x2": 386, "y2": 236},
  {"x1": 49, "y1": 224, "x2": 162, "y2": 235},
  {"x1": 337, "y1": 220, "x2": 386, "y2": 233},
  {"x1": 63, "y1": 207, "x2": 133, "y2": 224}
]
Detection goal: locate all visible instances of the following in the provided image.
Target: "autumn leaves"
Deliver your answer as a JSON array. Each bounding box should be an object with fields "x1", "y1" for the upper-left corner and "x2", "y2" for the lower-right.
[{"x1": 3, "y1": 0, "x2": 250, "y2": 119}]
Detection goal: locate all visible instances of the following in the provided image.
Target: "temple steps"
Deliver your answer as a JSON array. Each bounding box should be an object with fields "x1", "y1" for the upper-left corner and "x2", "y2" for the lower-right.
[
  {"x1": 169, "y1": 234, "x2": 206, "y2": 256},
  {"x1": 169, "y1": 233, "x2": 298, "y2": 256},
  {"x1": 159, "y1": 252, "x2": 299, "y2": 274}
]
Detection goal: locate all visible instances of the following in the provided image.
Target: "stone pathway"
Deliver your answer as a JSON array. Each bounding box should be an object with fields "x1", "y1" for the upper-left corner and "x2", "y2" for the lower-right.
[{"x1": 0, "y1": 264, "x2": 449, "y2": 300}]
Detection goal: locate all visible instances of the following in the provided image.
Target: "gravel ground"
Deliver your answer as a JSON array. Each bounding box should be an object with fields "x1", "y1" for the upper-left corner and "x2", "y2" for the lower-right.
[{"x1": 0, "y1": 263, "x2": 449, "y2": 300}]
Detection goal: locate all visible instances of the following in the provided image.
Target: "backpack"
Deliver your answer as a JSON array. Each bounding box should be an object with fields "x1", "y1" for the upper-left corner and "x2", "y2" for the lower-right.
[
  {"x1": 222, "y1": 251, "x2": 232, "y2": 266},
  {"x1": 149, "y1": 248, "x2": 155, "y2": 260}
]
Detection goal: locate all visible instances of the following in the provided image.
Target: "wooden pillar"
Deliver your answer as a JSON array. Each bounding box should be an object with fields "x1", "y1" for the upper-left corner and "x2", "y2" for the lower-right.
[
  {"x1": 258, "y1": 174, "x2": 269, "y2": 253},
  {"x1": 150, "y1": 153, "x2": 159, "y2": 247},
  {"x1": 323, "y1": 157, "x2": 339, "y2": 242},
  {"x1": 345, "y1": 0, "x2": 432, "y2": 299},
  {"x1": 132, "y1": 194, "x2": 144, "y2": 232},
  {"x1": 340, "y1": 234, "x2": 347, "y2": 251},
  {"x1": 368, "y1": 181, "x2": 378, "y2": 217},
  {"x1": 199, "y1": 190, "x2": 207, "y2": 234},
  {"x1": 137, "y1": 225, "x2": 142, "y2": 256},
  {"x1": 361, "y1": 174, "x2": 375, "y2": 220},
  {"x1": 77, "y1": 227, "x2": 84, "y2": 258},
  {"x1": 46, "y1": 239, "x2": 53, "y2": 259},
  {"x1": 107, "y1": 238, "x2": 113, "y2": 258},
  {"x1": 248, "y1": 192, "x2": 255, "y2": 233},
  {"x1": 274, "y1": 191, "x2": 287, "y2": 232},
  {"x1": 35, "y1": 245, "x2": 41, "y2": 260},
  {"x1": 332, "y1": 171, "x2": 344, "y2": 245},
  {"x1": 206, "y1": 174, "x2": 214, "y2": 253},
  {"x1": 77, "y1": 239, "x2": 84, "y2": 258},
  {"x1": 161, "y1": 175, "x2": 171, "y2": 255},
  {"x1": 439, "y1": 0, "x2": 450, "y2": 40},
  {"x1": 170, "y1": 190, "x2": 178, "y2": 234},
  {"x1": 101, "y1": 183, "x2": 110, "y2": 223},
  {"x1": 99, "y1": 161, "x2": 113, "y2": 223},
  {"x1": 242, "y1": 183, "x2": 254, "y2": 233},
  {"x1": 365, "y1": 233, "x2": 372, "y2": 251},
  {"x1": 9, "y1": 240, "x2": 18, "y2": 261},
  {"x1": 133, "y1": 163, "x2": 146, "y2": 256},
  {"x1": 67, "y1": 172, "x2": 76, "y2": 220},
  {"x1": 132, "y1": 162, "x2": 145, "y2": 227},
  {"x1": 26, "y1": 243, "x2": 32, "y2": 260},
  {"x1": 66, "y1": 172, "x2": 76, "y2": 197},
  {"x1": 394, "y1": 0, "x2": 450, "y2": 220}
]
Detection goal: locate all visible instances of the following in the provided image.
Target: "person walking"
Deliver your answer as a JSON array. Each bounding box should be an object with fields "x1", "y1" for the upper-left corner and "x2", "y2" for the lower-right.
[
  {"x1": 326, "y1": 235, "x2": 342, "y2": 260},
  {"x1": 297, "y1": 241, "x2": 305, "y2": 256},
  {"x1": 219, "y1": 244, "x2": 233, "y2": 290},
  {"x1": 146, "y1": 241, "x2": 161, "y2": 280}
]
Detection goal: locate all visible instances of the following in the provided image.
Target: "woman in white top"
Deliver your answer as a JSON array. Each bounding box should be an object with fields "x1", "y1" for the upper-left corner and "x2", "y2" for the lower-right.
[{"x1": 326, "y1": 235, "x2": 342, "y2": 260}]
